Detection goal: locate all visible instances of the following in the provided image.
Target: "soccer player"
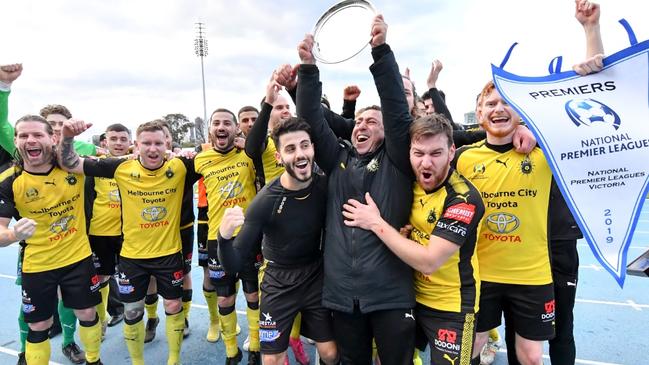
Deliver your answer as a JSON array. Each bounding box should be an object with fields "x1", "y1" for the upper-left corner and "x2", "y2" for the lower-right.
[
  {"x1": 84, "y1": 123, "x2": 131, "y2": 336},
  {"x1": 343, "y1": 114, "x2": 485, "y2": 365},
  {"x1": 0, "y1": 115, "x2": 103, "y2": 365},
  {"x1": 195, "y1": 108, "x2": 261, "y2": 365},
  {"x1": 295, "y1": 16, "x2": 417, "y2": 365},
  {"x1": 218, "y1": 116, "x2": 338, "y2": 365},
  {"x1": 59, "y1": 119, "x2": 197, "y2": 365}
]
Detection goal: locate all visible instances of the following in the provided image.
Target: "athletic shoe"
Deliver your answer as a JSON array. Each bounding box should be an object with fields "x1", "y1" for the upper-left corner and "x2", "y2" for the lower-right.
[
  {"x1": 107, "y1": 313, "x2": 124, "y2": 327},
  {"x1": 248, "y1": 351, "x2": 261, "y2": 365},
  {"x1": 480, "y1": 337, "x2": 500, "y2": 365},
  {"x1": 289, "y1": 337, "x2": 310, "y2": 365},
  {"x1": 183, "y1": 318, "x2": 191, "y2": 338},
  {"x1": 242, "y1": 335, "x2": 250, "y2": 351},
  {"x1": 226, "y1": 348, "x2": 243, "y2": 365},
  {"x1": 16, "y1": 352, "x2": 26, "y2": 365},
  {"x1": 144, "y1": 317, "x2": 159, "y2": 343},
  {"x1": 206, "y1": 320, "x2": 221, "y2": 342},
  {"x1": 62, "y1": 342, "x2": 86, "y2": 364}
]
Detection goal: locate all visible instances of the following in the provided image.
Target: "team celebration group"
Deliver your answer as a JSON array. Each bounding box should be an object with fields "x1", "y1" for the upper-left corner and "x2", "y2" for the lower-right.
[{"x1": 0, "y1": 1, "x2": 608, "y2": 365}]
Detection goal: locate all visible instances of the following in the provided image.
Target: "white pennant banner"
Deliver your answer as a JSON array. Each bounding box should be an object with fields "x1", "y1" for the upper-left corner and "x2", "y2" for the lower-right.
[{"x1": 492, "y1": 26, "x2": 649, "y2": 287}]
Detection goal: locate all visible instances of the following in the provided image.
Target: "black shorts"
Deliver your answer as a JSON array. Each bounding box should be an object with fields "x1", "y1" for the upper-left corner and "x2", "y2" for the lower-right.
[
  {"x1": 259, "y1": 259, "x2": 334, "y2": 354},
  {"x1": 180, "y1": 225, "x2": 194, "y2": 274},
  {"x1": 197, "y1": 207, "x2": 209, "y2": 267},
  {"x1": 415, "y1": 304, "x2": 475, "y2": 365},
  {"x1": 117, "y1": 252, "x2": 184, "y2": 303},
  {"x1": 476, "y1": 281, "x2": 555, "y2": 341},
  {"x1": 21, "y1": 256, "x2": 101, "y2": 323},
  {"x1": 89, "y1": 235, "x2": 123, "y2": 276},
  {"x1": 207, "y1": 239, "x2": 261, "y2": 297}
]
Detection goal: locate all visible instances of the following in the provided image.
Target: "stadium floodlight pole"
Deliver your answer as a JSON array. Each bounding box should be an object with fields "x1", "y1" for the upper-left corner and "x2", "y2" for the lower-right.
[{"x1": 194, "y1": 22, "x2": 209, "y2": 141}]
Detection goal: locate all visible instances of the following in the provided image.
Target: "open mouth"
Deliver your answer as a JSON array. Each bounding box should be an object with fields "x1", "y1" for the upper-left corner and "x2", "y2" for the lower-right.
[
  {"x1": 421, "y1": 172, "x2": 432, "y2": 180},
  {"x1": 356, "y1": 134, "x2": 369, "y2": 143},
  {"x1": 215, "y1": 133, "x2": 228, "y2": 143},
  {"x1": 26, "y1": 148, "x2": 42, "y2": 158},
  {"x1": 294, "y1": 159, "x2": 309, "y2": 172},
  {"x1": 491, "y1": 116, "x2": 509, "y2": 124}
]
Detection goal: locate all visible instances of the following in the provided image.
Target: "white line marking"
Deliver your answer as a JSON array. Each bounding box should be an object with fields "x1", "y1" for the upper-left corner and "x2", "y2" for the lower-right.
[
  {"x1": 0, "y1": 274, "x2": 17, "y2": 280},
  {"x1": 0, "y1": 346, "x2": 63, "y2": 365},
  {"x1": 577, "y1": 243, "x2": 648, "y2": 250},
  {"x1": 577, "y1": 298, "x2": 649, "y2": 310},
  {"x1": 579, "y1": 264, "x2": 602, "y2": 271},
  {"x1": 497, "y1": 349, "x2": 622, "y2": 365}
]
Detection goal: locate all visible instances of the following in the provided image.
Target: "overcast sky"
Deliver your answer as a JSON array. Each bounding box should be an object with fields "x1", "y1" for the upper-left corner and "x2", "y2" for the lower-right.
[{"x1": 3, "y1": 0, "x2": 648, "y2": 141}]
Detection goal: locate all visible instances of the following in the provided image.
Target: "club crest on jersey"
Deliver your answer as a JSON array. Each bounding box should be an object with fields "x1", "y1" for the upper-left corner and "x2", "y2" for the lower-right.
[
  {"x1": 366, "y1": 157, "x2": 380, "y2": 172},
  {"x1": 520, "y1": 157, "x2": 533, "y2": 174},
  {"x1": 427, "y1": 209, "x2": 437, "y2": 223},
  {"x1": 25, "y1": 187, "x2": 39, "y2": 201},
  {"x1": 473, "y1": 163, "x2": 485, "y2": 174},
  {"x1": 65, "y1": 174, "x2": 77, "y2": 185},
  {"x1": 165, "y1": 167, "x2": 174, "y2": 179},
  {"x1": 129, "y1": 171, "x2": 141, "y2": 182}
]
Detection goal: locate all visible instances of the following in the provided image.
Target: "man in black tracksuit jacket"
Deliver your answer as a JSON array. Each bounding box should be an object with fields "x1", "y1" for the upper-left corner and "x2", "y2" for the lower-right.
[{"x1": 295, "y1": 17, "x2": 416, "y2": 365}]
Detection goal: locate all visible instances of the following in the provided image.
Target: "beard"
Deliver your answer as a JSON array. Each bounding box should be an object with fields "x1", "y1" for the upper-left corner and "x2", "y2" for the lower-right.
[
  {"x1": 481, "y1": 119, "x2": 518, "y2": 138},
  {"x1": 283, "y1": 158, "x2": 313, "y2": 183}
]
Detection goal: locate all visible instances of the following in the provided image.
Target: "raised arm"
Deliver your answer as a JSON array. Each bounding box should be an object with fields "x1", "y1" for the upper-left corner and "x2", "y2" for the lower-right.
[
  {"x1": 58, "y1": 119, "x2": 117, "y2": 177},
  {"x1": 217, "y1": 205, "x2": 264, "y2": 273},
  {"x1": 341, "y1": 85, "x2": 360, "y2": 119},
  {"x1": 573, "y1": 0, "x2": 604, "y2": 75},
  {"x1": 245, "y1": 71, "x2": 281, "y2": 161},
  {"x1": 295, "y1": 35, "x2": 341, "y2": 174},
  {"x1": 0, "y1": 64, "x2": 23, "y2": 155},
  {"x1": 368, "y1": 15, "x2": 412, "y2": 175}
]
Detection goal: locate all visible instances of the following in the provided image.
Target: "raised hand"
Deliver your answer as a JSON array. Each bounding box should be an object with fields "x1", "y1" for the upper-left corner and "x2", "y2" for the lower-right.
[
  {"x1": 298, "y1": 34, "x2": 316, "y2": 65},
  {"x1": 426, "y1": 60, "x2": 443, "y2": 89},
  {"x1": 370, "y1": 15, "x2": 387, "y2": 48},
  {"x1": 274, "y1": 63, "x2": 298, "y2": 91},
  {"x1": 0, "y1": 63, "x2": 23, "y2": 85},
  {"x1": 575, "y1": 0, "x2": 600, "y2": 28},
  {"x1": 343, "y1": 85, "x2": 361, "y2": 101},
  {"x1": 572, "y1": 54, "x2": 604, "y2": 76},
  {"x1": 61, "y1": 119, "x2": 93, "y2": 138},
  {"x1": 219, "y1": 206, "x2": 245, "y2": 239}
]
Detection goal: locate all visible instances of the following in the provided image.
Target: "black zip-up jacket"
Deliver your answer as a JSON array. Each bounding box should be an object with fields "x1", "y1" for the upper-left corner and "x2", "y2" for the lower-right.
[{"x1": 296, "y1": 44, "x2": 415, "y2": 314}]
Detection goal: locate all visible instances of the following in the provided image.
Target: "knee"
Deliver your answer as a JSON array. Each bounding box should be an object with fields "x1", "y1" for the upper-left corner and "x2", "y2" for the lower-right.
[
  {"x1": 73, "y1": 307, "x2": 97, "y2": 322},
  {"x1": 123, "y1": 301, "x2": 145, "y2": 321},
  {"x1": 218, "y1": 295, "x2": 235, "y2": 308},
  {"x1": 28, "y1": 318, "x2": 53, "y2": 332},
  {"x1": 318, "y1": 343, "x2": 338, "y2": 365},
  {"x1": 473, "y1": 331, "x2": 490, "y2": 358},
  {"x1": 243, "y1": 291, "x2": 258, "y2": 304},
  {"x1": 516, "y1": 344, "x2": 543, "y2": 365},
  {"x1": 164, "y1": 299, "x2": 182, "y2": 314}
]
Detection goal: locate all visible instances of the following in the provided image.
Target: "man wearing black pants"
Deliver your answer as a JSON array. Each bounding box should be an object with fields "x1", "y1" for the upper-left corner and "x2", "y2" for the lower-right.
[{"x1": 295, "y1": 15, "x2": 416, "y2": 365}]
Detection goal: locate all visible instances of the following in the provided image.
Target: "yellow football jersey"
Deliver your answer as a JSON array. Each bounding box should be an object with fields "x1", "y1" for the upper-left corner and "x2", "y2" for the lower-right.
[
  {"x1": 0, "y1": 166, "x2": 91, "y2": 273},
  {"x1": 261, "y1": 138, "x2": 285, "y2": 183},
  {"x1": 456, "y1": 144, "x2": 553, "y2": 285},
  {"x1": 194, "y1": 148, "x2": 257, "y2": 240},
  {"x1": 410, "y1": 170, "x2": 483, "y2": 313}
]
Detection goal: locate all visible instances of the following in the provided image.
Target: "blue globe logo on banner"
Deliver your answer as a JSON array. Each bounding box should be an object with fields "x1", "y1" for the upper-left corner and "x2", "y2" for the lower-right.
[{"x1": 565, "y1": 98, "x2": 621, "y2": 130}]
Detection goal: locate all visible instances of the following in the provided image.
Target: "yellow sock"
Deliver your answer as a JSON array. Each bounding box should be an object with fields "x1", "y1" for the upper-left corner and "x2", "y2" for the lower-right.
[
  {"x1": 182, "y1": 300, "x2": 191, "y2": 321},
  {"x1": 290, "y1": 313, "x2": 301, "y2": 339},
  {"x1": 145, "y1": 298, "x2": 158, "y2": 320},
  {"x1": 165, "y1": 311, "x2": 185, "y2": 365},
  {"x1": 220, "y1": 309, "x2": 239, "y2": 357},
  {"x1": 97, "y1": 282, "x2": 109, "y2": 323},
  {"x1": 488, "y1": 328, "x2": 500, "y2": 342},
  {"x1": 123, "y1": 320, "x2": 145, "y2": 365},
  {"x1": 246, "y1": 306, "x2": 260, "y2": 352},
  {"x1": 203, "y1": 290, "x2": 219, "y2": 323},
  {"x1": 79, "y1": 319, "x2": 102, "y2": 362},
  {"x1": 26, "y1": 338, "x2": 50, "y2": 365}
]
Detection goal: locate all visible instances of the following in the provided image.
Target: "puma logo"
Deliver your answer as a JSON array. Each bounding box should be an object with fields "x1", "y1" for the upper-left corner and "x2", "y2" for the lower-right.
[
  {"x1": 44, "y1": 180, "x2": 56, "y2": 186},
  {"x1": 419, "y1": 199, "x2": 425, "y2": 208},
  {"x1": 443, "y1": 354, "x2": 458, "y2": 365},
  {"x1": 495, "y1": 158, "x2": 509, "y2": 168},
  {"x1": 456, "y1": 194, "x2": 469, "y2": 203},
  {"x1": 404, "y1": 312, "x2": 414, "y2": 320}
]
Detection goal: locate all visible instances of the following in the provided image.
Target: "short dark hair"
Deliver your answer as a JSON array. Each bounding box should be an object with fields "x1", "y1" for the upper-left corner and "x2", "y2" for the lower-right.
[
  {"x1": 409, "y1": 114, "x2": 453, "y2": 148},
  {"x1": 15, "y1": 115, "x2": 53, "y2": 136},
  {"x1": 39, "y1": 104, "x2": 72, "y2": 119},
  {"x1": 210, "y1": 108, "x2": 237, "y2": 124},
  {"x1": 105, "y1": 123, "x2": 131, "y2": 136},
  {"x1": 355, "y1": 105, "x2": 381, "y2": 119},
  {"x1": 99, "y1": 133, "x2": 106, "y2": 141},
  {"x1": 421, "y1": 89, "x2": 446, "y2": 102},
  {"x1": 238, "y1": 106, "x2": 259, "y2": 118},
  {"x1": 271, "y1": 117, "x2": 312, "y2": 149}
]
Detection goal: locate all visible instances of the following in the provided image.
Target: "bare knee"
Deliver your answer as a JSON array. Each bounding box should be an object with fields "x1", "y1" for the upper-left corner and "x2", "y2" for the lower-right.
[
  {"x1": 473, "y1": 331, "x2": 490, "y2": 358},
  {"x1": 28, "y1": 318, "x2": 53, "y2": 332},
  {"x1": 262, "y1": 352, "x2": 286, "y2": 365},
  {"x1": 164, "y1": 298, "x2": 183, "y2": 314},
  {"x1": 515, "y1": 335, "x2": 543, "y2": 365},
  {"x1": 124, "y1": 300, "x2": 145, "y2": 321},
  {"x1": 73, "y1": 307, "x2": 97, "y2": 322},
  {"x1": 218, "y1": 295, "x2": 235, "y2": 308},
  {"x1": 317, "y1": 341, "x2": 338, "y2": 365}
]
